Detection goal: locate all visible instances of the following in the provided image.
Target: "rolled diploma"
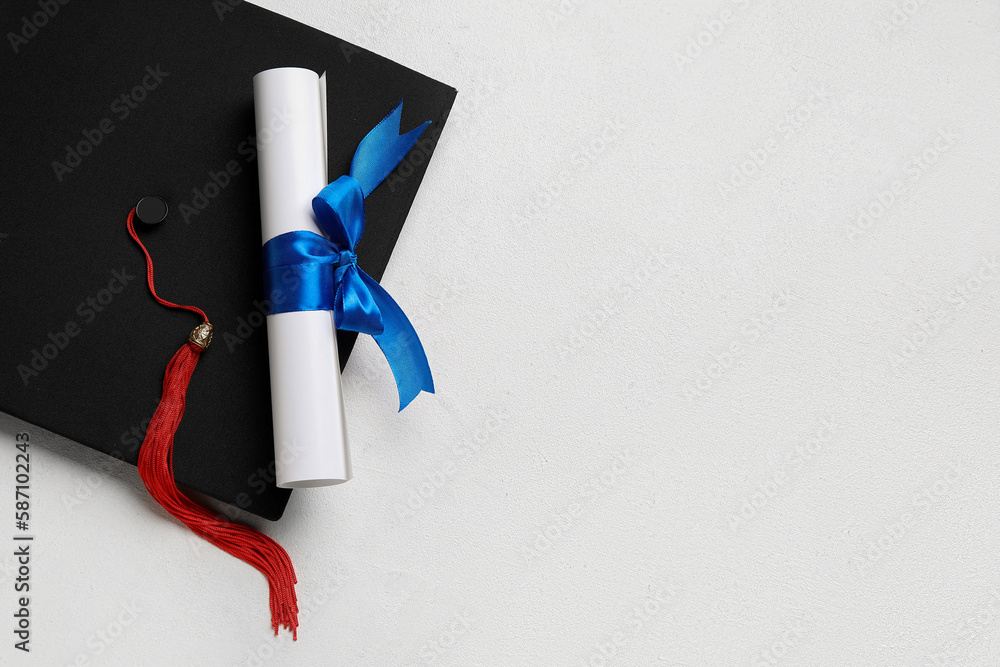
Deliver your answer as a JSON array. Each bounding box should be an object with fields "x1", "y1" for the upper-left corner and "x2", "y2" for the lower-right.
[{"x1": 253, "y1": 67, "x2": 350, "y2": 488}]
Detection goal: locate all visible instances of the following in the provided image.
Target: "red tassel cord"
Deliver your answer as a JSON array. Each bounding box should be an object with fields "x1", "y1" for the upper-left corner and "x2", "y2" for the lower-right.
[{"x1": 126, "y1": 208, "x2": 299, "y2": 638}]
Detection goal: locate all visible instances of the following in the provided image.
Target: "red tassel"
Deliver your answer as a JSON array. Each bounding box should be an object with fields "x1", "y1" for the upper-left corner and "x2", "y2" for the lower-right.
[{"x1": 127, "y1": 208, "x2": 299, "y2": 638}]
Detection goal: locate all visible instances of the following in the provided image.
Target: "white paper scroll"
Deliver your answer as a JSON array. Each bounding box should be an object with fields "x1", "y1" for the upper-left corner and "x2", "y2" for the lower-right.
[{"x1": 253, "y1": 67, "x2": 350, "y2": 488}]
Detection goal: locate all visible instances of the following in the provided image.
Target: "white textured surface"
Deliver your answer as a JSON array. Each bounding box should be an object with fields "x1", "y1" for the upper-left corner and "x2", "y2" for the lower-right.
[{"x1": 2, "y1": 1, "x2": 1000, "y2": 664}]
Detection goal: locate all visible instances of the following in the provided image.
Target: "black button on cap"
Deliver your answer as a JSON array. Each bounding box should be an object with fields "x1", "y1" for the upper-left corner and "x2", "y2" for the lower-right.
[{"x1": 135, "y1": 196, "x2": 168, "y2": 224}]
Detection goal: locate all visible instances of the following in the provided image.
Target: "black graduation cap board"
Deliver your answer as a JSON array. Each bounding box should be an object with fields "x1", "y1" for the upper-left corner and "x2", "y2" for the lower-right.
[{"x1": 0, "y1": 0, "x2": 456, "y2": 519}]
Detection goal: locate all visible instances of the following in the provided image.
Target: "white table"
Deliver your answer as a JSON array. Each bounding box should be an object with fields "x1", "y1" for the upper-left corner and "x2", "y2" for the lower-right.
[{"x1": 2, "y1": 0, "x2": 999, "y2": 664}]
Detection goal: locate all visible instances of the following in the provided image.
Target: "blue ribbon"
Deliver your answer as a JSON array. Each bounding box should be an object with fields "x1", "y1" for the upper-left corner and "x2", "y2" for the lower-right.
[{"x1": 261, "y1": 102, "x2": 434, "y2": 410}]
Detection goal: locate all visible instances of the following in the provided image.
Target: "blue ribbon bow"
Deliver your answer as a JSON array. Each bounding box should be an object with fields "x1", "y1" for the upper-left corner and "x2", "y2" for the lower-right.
[{"x1": 261, "y1": 102, "x2": 434, "y2": 410}]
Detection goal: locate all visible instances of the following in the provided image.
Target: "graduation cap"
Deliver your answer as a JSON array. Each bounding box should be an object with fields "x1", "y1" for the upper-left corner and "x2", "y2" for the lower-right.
[{"x1": 0, "y1": 0, "x2": 455, "y2": 636}]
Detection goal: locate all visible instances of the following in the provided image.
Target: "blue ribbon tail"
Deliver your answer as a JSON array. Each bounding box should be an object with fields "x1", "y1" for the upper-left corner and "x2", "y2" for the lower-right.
[
  {"x1": 350, "y1": 101, "x2": 431, "y2": 197},
  {"x1": 359, "y1": 271, "x2": 434, "y2": 410}
]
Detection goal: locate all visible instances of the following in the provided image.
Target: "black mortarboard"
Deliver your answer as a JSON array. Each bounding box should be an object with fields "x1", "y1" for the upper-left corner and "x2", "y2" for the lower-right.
[{"x1": 0, "y1": 0, "x2": 456, "y2": 520}]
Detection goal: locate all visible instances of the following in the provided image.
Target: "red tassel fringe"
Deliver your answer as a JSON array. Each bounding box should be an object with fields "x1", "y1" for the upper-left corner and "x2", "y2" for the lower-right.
[{"x1": 127, "y1": 208, "x2": 299, "y2": 638}]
